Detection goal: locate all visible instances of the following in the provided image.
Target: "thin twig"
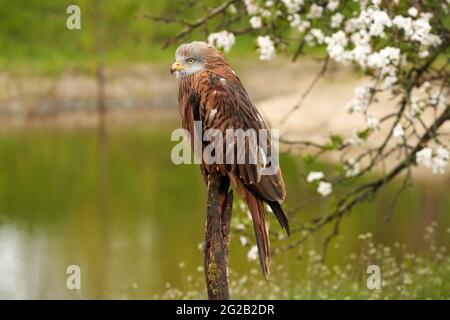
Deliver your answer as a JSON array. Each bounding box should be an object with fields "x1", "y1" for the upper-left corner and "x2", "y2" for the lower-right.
[{"x1": 280, "y1": 56, "x2": 330, "y2": 124}]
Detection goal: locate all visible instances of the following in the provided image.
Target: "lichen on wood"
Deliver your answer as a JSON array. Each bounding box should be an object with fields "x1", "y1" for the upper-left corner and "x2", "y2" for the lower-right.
[{"x1": 204, "y1": 174, "x2": 233, "y2": 300}]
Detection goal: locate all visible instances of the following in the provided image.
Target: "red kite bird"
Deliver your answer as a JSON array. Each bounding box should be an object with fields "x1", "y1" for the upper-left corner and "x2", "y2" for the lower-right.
[{"x1": 171, "y1": 41, "x2": 289, "y2": 278}]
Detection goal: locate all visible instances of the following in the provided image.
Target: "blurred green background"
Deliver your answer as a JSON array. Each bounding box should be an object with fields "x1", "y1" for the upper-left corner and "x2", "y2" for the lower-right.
[{"x1": 0, "y1": 0, "x2": 257, "y2": 74}]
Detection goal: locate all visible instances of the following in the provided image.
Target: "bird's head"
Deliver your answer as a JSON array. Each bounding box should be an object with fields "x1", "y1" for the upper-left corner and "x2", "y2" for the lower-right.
[{"x1": 171, "y1": 41, "x2": 223, "y2": 80}]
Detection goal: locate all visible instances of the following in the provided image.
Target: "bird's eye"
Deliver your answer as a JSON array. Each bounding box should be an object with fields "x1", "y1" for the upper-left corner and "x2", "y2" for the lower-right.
[{"x1": 187, "y1": 58, "x2": 194, "y2": 64}]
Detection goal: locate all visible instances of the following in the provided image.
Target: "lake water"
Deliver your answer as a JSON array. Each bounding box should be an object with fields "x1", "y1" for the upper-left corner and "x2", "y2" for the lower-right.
[{"x1": 0, "y1": 124, "x2": 449, "y2": 299}]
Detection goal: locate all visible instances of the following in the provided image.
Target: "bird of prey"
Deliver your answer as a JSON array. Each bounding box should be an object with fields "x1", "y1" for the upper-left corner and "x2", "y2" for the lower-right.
[{"x1": 171, "y1": 41, "x2": 289, "y2": 278}]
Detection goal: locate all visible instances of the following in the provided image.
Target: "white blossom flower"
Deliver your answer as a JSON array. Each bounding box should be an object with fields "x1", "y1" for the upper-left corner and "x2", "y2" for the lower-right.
[
  {"x1": 393, "y1": 123, "x2": 404, "y2": 138},
  {"x1": 249, "y1": 16, "x2": 262, "y2": 29},
  {"x1": 416, "y1": 147, "x2": 433, "y2": 167},
  {"x1": 392, "y1": 15, "x2": 413, "y2": 37},
  {"x1": 282, "y1": 0, "x2": 304, "y2": 13},
  {"x1": 366, "y1": 115, "x2": 380, "y2": 130},
  {"x1": 430, "y1": 91, "x2": 446, "y2": 108},
  {"x1": 261, "y1": 9, "x2": 271, "y2": 17},
  {"x1": 417, "y1": 146, "x2": 449, "y2": 175},
  {"x1": 257, "y1": 35, "x2": 276, "y2": 60},
  {"x1": 244, "y1": 0, "x2": 259, "y2": 15},
  {"x1": 298, "y1": 20, "x2": 310, "y2": 32},
  {"x1": 208, "y1": 30, "x2": 236, "y2": 52},
  {"x1": 370, "y1": 9, "x2": 392, "y2": 37},
  {"x1": 382, "y1": 75, "x2": 398, "y2": 90},
  {"x1": 346, "y1": 84, "x2": 372, "y2": 113},
  {"x1": 345, "y1": 7, "x2": 391, "y2": 38},
  {"x1": 409, "y1": 96, "x2": 422, "y2": 117},
  {"x1": 348, "y1": 129, "x2": 364, "y2": 146},
  {"x1": 228, "y1": 4, "x2": 237, "y2": 15},
  {"x1": 350, "y1": 30, "x2": 371, "y2": 52},
  {"x1": 239, "y1": 236, "x2": 248, "y2": 246},
  {"x1": 433, "y1": 146, "x2": 450, "y2": 174},
  {"x1": 325, "y1": 31, "x2": 348, "y2": 60},
  {"x1": 317, "y1": 181, "x2": 332, "y2": 197},
  {"x1": 247, "y1": 245, "x2": 258, "y2": 261},
  {"x1": 443, "y1": 2, "x2": 450, "y2": 12},
  {"x1": 349, "y1": 42, "x2": 372, "y2": 67},
  {"x1": 306, "y1": 171, "x2": 324, "y2": 182},
  {"x1": 235, "y1": 223, "x2": 246, "y2": 231},
  {"x1": 331, "y1": 13, "x2": 344, "y2": 28},
  {"x1": 288, "y1": 14, "x2": 310, "y2": 32},
  {"x1": 393, "y1": 15, "x2": 442, "y2": 48},
  {"x1": 436, "y1": 146, "x2": 450, "y2": 161},
  {"x1": 431, "y1": 157, "x2": 447, "y2": 175},
  {"x1": 214, "y1": 0, "x2": 447, "y2": 181},
  {"x1": 326, "y1": 22, "x2": 375, "y2": 67},
  {"x1": 411, "y1": 18, "x2": 441, "y2": 47},
  {"x1": 327, "y1": 0, "x2": 339, "y2": 11},
  {"x1": 345, "y1": 17, "x2": 363, "y2": 34},
  {"x1": 367, "y1": 47, "x2": 401, "y2": 76},
  {"x1": 421, "y1": 81, "x2": 431, "y2": 91},
  {"x1": 419, "y1": 50, "x2": 429, "y2": 58},
  {"x1": 306, "y1": 28, "x2": 325, "y2": 46},
  {"x1": 358, "y1": 232, "x2": 373, "y2": 240},
  {"x1": 408, "y1": 7, "x2": 418, "y2": 17},
  {"x1": 308, "y1": 4, "x2": 323, "y2": 19}
]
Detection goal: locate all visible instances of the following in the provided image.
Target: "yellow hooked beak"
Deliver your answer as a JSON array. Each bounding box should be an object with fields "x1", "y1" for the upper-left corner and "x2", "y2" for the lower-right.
[{"x1": 170, "y1": 61, "x2": 185, "y2": 74}]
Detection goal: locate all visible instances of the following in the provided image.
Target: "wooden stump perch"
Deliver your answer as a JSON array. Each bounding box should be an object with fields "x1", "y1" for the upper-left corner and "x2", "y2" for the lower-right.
[{"x1": 204, "y1": 173, "x2": 233, "y2": 300}]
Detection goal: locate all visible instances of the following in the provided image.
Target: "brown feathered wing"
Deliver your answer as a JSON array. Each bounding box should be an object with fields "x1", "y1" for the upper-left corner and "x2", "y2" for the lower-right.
[{"x1": 178, "y1": 69, "x2": 289, "y2": 278}]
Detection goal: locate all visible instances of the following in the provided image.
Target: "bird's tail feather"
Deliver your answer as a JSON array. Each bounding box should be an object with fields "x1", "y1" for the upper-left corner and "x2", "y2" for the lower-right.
[
  {"x1": 245, "y1": 191, "x2": 270, "y2": 279},
  {"x1": 267, "y1": 201, "x2": 290, "y2": 236}
]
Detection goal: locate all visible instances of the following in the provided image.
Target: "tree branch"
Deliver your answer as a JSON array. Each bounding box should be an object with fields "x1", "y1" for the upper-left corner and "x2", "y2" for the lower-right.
[
  {"x1": 204, "y1": 174, "x2": 233, "y2": 300},
  {"x1": 160, "y1": 0, "x2": 239, "y2": 48},
  {"x1": 280, "y1": 56, "x2": 329, "y2": 124}
]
